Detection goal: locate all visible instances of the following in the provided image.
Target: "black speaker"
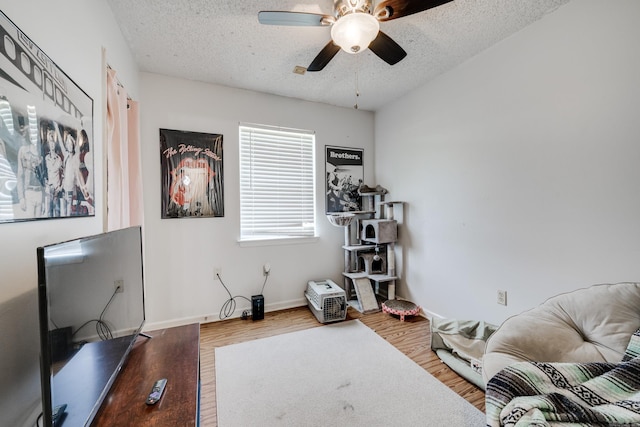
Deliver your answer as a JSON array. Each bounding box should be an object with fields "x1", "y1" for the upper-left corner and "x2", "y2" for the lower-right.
[
  {"x1": 50, "y1": 327, "x2": 72, "y2": 362},
  {"x1": 251, "y1": 294, "x2": 264, "y2": 321}
]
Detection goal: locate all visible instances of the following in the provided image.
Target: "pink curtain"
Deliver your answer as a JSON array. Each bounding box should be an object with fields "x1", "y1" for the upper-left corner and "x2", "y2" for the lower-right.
[{"x1": 106, "y1": 67, "x2": 143, "y2": 230}]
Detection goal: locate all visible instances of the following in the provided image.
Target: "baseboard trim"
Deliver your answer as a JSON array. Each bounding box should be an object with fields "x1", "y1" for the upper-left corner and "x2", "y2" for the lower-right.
[
  {"x1": 143, "y1": 297, "x2": 308, "y2": 331},
  {"x1": 420, "y1": 307, "x2": 445, "y2": 321},
  {"x1": 144, "y1": 296, "x2": 445, "y2": 331}
]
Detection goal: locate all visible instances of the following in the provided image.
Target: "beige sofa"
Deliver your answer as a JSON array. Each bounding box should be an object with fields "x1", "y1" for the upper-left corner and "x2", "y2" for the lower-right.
[{"x1": 482, "y1": 282, "x2": 640, "y2": 384}]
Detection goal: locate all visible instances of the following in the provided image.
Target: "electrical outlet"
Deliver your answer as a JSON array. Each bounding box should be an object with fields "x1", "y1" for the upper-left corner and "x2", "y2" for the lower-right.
[
  {"x1": 497, "y1": 290, "x2": 507, "y2": 306},
  {"x1": 114, "y1": 279, "x2": 124, "y2": 293},
  {"x1": 214, "y1": 267, "x2": 221, "y2": 279},
  {"x1": 263, "y1": 263, "x2": 271, "y2": 276}
]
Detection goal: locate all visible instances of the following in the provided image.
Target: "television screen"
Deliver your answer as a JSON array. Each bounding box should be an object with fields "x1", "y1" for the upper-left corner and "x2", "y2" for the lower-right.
[{"x1": 37, "y1": 226, "x2": 146, "y2": 426}]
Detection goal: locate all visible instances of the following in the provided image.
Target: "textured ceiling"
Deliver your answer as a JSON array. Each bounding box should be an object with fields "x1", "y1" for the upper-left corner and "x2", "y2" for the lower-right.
[{"x1": 106, "y1": 0, "x2": 570, "y2": 112}]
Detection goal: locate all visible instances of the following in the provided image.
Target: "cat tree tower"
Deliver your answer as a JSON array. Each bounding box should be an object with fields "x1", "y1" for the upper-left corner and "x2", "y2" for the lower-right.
[{"x1": 327, "y1": 186, "x2": 403, "y2": 313}]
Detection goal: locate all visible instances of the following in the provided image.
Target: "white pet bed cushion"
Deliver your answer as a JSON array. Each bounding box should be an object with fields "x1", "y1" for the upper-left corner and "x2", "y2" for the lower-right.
[{"x1": 482, "y1": 282, "x2": 640, "y2": 384}]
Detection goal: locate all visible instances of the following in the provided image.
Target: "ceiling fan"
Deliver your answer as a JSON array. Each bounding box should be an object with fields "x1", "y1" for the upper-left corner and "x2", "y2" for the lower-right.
[{"x1": 258, "y1": 0, "x2": 453, "y2": 72}]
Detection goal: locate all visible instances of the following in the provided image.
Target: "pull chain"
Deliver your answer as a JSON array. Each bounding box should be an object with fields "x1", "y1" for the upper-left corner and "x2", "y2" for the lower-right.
[{"x1": 354, "y1": 55, "x2": 360, "y2": 109}]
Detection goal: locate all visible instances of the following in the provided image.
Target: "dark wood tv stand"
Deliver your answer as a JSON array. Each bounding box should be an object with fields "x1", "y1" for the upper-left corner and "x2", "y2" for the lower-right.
[{"x1": 92, "y1": 323, "x2": 200, "y2": 426}]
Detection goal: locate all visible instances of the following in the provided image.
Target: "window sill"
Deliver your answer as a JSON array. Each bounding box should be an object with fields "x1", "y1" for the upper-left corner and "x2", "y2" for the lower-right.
[{"x1": 238, "y1": 236, "x2": 319, "y2": 247}]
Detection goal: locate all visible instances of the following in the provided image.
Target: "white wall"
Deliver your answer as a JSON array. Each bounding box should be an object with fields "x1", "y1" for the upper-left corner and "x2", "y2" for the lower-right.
[
  {"x1": 375, "y1": 0, "x2": 640, "y2": 326},
  {"x1": 139, "y1": 73, "x2": 374, "y2": 329},
  {"x1": 0, "y1": 1, "x2": 138, "y2": 425}
]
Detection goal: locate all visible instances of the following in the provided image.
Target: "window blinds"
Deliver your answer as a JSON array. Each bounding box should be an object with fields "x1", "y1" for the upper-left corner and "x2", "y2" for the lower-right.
[{"x1": 239, "y1": 124, "x2": 316, "y2": 240}]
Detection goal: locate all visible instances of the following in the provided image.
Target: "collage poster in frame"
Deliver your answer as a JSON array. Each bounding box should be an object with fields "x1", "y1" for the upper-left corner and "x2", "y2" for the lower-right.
[
  {"x1": 325, "y1": 146, "x2": 363, "y2": 213},
  {"x1": 0, "y1": 11, "x2": 94, "y2": 223},
  {"x1": 160, "y1": 128, "x2": 224, "y2": 218}
]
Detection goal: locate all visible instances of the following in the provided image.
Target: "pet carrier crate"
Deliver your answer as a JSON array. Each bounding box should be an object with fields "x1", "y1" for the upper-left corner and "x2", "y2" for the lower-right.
[{"x1": 305, "y1": 279, "x2": 347, "y2": 323}]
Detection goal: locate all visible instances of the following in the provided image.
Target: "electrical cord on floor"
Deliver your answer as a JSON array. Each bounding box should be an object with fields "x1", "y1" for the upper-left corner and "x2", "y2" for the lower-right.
[{"x1": 218, "y1": 273, "x2": 251, "y2": 320}]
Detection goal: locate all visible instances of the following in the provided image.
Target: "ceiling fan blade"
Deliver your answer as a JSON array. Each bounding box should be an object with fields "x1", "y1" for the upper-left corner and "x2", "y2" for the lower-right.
[
  {"x1": 368, "y1": 31, "x2": 407, "y2": 66},
  {"x1": 258, "y1": 11, "x2": 334, "y2": 26},
  {"x1": 374, "y1": 0, "x2": 453, "y2": 21},
  {"x1": 307, "y1": 41, "x2": 341, "y2": 72}
]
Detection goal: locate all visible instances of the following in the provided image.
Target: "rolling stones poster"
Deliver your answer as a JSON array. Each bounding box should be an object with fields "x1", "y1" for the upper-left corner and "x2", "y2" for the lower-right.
[
  {"x1": 325, "y1": 146, "x2": 363, "y2": 213},
  {"x1": 0, "y1": 10, "x2": 94, "y2": 223},
  {"x1": 160, "y1": 129, "x2": 223, "y2": 218}
]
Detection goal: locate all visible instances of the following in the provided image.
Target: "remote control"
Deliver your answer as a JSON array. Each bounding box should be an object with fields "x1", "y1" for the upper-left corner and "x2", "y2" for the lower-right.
[
  {"x1": 52, "y1": 403, "x2": 67, "y2": 426},
  {"x1": 145, "y1": 378, "x2": 167, "y2": 405}
]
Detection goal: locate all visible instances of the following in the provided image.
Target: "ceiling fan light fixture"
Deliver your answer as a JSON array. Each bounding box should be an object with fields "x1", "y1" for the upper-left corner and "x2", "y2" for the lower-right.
[{"x1": 331, "y1": 13, "x2": 379, "y2": 54}]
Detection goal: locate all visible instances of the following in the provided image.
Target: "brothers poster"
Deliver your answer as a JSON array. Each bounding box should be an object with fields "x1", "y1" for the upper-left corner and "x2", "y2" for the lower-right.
[
  {"x1": 160, "y1": 128, "x2": 224, "y2": 218},
  {"x1": 325, "y1": 146, "x2": 363, "y2": 213}
]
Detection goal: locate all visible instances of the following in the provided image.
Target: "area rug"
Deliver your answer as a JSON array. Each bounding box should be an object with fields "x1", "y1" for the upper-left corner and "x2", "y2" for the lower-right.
[{"x1": 215, "y1": 320, "x2": 485, "y2": 426}]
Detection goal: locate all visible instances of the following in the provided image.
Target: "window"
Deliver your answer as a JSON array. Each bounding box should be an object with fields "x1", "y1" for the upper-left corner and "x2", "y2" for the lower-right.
[{"x1": 239, "y1": 123, "x2": 316, "y2": 241}]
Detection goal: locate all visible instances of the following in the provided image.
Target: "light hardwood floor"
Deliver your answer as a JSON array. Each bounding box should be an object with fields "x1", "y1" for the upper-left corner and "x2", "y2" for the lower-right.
[{"x1": 199, "y1": 306, "x2": 486, "y2": 426}]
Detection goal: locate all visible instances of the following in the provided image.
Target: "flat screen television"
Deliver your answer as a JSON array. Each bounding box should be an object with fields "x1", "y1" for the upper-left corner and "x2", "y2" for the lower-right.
[{"x1": 36, "y1": 226, "x2": 146, "y2": 427}]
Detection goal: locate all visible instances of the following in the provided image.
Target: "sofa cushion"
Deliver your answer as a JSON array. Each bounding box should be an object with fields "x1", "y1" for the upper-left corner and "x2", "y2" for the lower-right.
[{"x1": 482, "y1": 282, "x2": 640, "y2": 383}]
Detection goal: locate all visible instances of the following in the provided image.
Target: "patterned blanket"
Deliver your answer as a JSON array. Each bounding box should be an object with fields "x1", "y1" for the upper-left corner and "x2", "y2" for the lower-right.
[
  {"x1": 486, "y1": 327, "x2": 640, "y2": 426},
  {"x1": 485, "y1": 358, "x2": 640, "y2": 426}
]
